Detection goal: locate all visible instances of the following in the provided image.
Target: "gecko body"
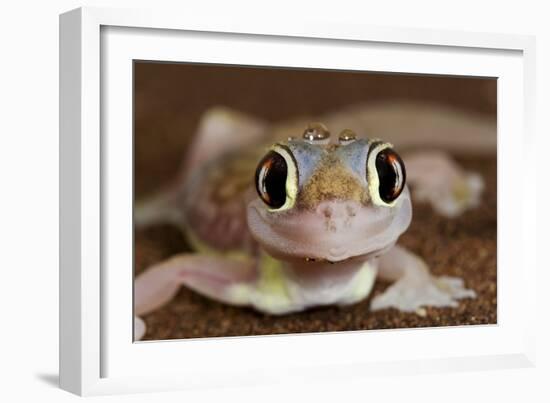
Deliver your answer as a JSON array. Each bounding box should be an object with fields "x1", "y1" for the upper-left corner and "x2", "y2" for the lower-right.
[{"x1": 134, "y1": 105, "x2": 484, "y2": 339}]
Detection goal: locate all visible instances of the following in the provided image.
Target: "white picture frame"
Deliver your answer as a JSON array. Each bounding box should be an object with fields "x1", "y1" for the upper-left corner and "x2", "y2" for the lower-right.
[{"x1": 59, "y1": 6, "x2": 537, "y2": 396}]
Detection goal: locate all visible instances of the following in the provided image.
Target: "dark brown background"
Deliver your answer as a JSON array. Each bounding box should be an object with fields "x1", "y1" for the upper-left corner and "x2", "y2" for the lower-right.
[{"x1": 134, "y1": 62, "x2": 497, "y2": 340}]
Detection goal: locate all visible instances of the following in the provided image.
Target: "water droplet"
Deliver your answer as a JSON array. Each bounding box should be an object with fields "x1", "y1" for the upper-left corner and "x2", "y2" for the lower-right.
[
  {"x1": 338, "y1": 129, "x2": 357, "y2": 144},
  {"x1": 303, "y1": 122, "x2": 330, "y2": 143}
]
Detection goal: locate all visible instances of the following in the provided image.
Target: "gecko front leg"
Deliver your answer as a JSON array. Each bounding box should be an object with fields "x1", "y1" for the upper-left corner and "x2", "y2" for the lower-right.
[
  {"x1": 371, "y1": 245, "x2": 476, "y2": 315},
  {"x1": 134, "y1": 254, "x2": 258, "y2": 340}
]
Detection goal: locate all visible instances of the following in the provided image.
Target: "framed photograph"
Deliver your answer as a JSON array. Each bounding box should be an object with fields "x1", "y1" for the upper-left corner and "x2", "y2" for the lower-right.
[{"x1": 59, "y1": 6, "x2": 537, "y2": 396}]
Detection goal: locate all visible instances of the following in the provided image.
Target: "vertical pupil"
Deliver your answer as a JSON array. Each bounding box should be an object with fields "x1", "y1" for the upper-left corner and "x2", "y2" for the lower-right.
[
  {"x1": 375, "y1": 148, "x2": 406, "y2": 203},
  {"x1": 255, "y1": 151, "x2": 288, "y2": 208}
]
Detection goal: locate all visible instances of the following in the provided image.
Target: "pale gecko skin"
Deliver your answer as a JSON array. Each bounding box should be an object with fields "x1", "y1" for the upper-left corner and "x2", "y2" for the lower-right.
[{"x1": 134, "y1": 103, "x2": 487, "y2": 340}]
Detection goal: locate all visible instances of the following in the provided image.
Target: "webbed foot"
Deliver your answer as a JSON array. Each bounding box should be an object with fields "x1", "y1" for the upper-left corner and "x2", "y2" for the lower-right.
[
  {"x1": 371, "y1": 273, "x2": 476, "y2": 314},
  {"x1": 374, "y1": 245, "x2": 476, "y2": 315}
]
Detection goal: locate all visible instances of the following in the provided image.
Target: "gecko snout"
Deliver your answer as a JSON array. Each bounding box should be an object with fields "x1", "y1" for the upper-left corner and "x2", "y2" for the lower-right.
[
  {"x1": 316, "y1": 201, "x2": 358, "y2": 218},
  {"x1": 315, "y1": 201, "x2": 359, "y2": 233}
]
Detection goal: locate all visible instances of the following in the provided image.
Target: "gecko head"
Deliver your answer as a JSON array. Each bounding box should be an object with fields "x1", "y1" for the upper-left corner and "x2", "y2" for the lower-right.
[{"x1": 247, "y1": 123, "x2": 412, "y2": 264}]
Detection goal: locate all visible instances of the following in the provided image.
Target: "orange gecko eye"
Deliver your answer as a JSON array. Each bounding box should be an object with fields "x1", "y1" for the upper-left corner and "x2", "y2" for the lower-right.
[
  {"x1": 255, "y1": 150, "x2": 288, "y2": 209},
  {"x1": 375, "y1": 148, "x2": 406, "y2": 203}
]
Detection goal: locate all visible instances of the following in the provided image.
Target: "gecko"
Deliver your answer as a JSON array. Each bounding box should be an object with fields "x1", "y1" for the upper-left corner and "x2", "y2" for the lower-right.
[{"x1": 133, "y1": 102, "x2": 489, "y2": 340}]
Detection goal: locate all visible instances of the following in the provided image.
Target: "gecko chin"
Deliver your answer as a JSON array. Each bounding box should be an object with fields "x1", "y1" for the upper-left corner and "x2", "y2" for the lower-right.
[{"x1": 246, "y1": 191, "x2": 412, "y2": 266}]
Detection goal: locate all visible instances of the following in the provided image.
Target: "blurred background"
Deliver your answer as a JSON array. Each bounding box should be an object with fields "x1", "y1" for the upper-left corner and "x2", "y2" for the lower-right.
[
  {"x1": 134, "y1": 62, "x2": 496, "y2": 340},
  {"x1": 134, "y1": 62, "x2": 496, "y2": 197}
]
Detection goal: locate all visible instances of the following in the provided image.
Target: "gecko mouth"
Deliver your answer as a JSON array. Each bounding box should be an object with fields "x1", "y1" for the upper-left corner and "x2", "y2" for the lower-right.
[
  {"x1": 303, "y1": 255, "x2": 352, "y2": 264},
  {"x1": 300, "y1": 254, "x2": 365, "y2": 265},
  {"x1": 300, "y1": 244, "x2": 392, "y2": 264},
  {"x1": 247, "y1": 198, "x2": 410, "y2": 266},
  {"x1": 304, "y1": 257, "x2": 338, "y2": 264}
]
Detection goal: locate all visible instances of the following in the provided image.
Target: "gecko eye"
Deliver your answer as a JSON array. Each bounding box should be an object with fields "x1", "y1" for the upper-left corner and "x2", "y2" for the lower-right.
[
  {"x1": 375, "y1": 148, "x2": 406, "y2": 203},
  {"x1": 255, "y1": 146, "x2": 298, "y2": 211},
  {"x1": 367, "y1": 144, "x2": 406, "y2": 205}
]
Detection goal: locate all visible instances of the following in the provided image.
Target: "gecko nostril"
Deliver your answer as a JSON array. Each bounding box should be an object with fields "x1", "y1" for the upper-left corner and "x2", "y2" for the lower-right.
[
  {"x1": 346, "y1": 205, "x2": 357, "y2": 217},
  {"x1": 322, "y1": 206, "x2": 332, "y2": 218}
]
